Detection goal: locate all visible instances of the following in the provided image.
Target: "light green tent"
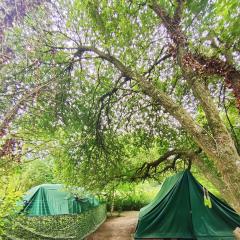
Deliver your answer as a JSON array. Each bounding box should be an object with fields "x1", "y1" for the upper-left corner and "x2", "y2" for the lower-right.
[
  {"x1": 135, "y1": 170, "x2": 240, "y2": 239},
  {"x1": 21, "y1": 184, "x2": 99, "y2": 216}
]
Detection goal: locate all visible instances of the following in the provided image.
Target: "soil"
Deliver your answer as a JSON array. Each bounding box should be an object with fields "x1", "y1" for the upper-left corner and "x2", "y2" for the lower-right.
[{"x1": 86, "y1": 211, "x2": 139, "y2": 240}]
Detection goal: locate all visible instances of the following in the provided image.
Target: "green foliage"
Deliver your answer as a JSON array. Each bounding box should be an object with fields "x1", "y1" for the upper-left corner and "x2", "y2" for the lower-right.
[
  {"x1": 0, "y1": 170, "x2": 22, "y2": 235},
  {"x1": 0, "y1": 147, "x2": 25, "y2": 230},
  {"x1": 108, "y1": 182, "x2": 159, "y2": 212},
  {"x1": 18, "y1": 160, "x2": 55, "y2": 191},
  {"x1": 185, "y1": 0, "x2": 240, "y2": 59},
  {"x1": 0, "y1": 159, "x2": 55, "y2": 234}
]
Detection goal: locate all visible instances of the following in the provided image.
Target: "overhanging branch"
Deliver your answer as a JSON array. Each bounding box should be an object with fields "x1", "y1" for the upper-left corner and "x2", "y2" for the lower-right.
[{"x1": 135, "y1": 148, "x2": 202, "y2": 180}]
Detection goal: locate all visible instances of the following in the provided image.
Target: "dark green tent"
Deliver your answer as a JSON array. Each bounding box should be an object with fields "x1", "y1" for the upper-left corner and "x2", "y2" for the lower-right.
[
  {"x1": 21, "y1": 184, "x2": 99, "y2": 216},
  {"x1": 135, "y1": 170, "x2": 240, "y2": 239}
]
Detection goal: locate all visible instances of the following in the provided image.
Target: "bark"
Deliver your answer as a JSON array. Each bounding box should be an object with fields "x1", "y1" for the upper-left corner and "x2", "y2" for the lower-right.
[
  {"x1": 191, "y1": 54, "x2": 240, "y2": 109},
  {"x1": 136, "y1": 149, "x2": 187, "y2": 179},
  {"x1": 185, "y1": 75, "x2": 240, "y2": 210},
  {"x1": 191, "y1": 153, "x2": 240, "y2": 212}
]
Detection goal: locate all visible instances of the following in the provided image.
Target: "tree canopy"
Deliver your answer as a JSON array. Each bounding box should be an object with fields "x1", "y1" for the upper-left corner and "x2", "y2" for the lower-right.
[{"x1": 0, "y1": 0, "x2": 240, "y2": 213}]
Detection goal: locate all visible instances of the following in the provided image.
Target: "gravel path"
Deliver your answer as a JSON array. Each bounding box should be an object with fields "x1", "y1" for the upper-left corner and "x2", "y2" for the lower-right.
[{"x1": 86, "y1": 211, "x2": 139, "y2": 240}]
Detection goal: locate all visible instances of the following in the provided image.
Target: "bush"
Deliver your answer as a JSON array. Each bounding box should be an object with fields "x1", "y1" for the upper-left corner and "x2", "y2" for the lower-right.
[
  {"x1": 113, "y1": 196, "x2": 149, "y2": 211},
  {"x1": 106, "y1": 182, "x2": 159, "y2": 212}
]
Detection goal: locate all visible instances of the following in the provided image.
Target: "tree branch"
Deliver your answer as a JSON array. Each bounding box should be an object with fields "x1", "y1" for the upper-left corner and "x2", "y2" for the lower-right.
[
  {"x1": 134, "y1": 148, "x2": 202, "y2": 180},
  {"x1": 0, "y1": 82, "x2": 49, "y2": 137},
  {"x1": 150, "y1": 0, "x2": 186, "y2": 46},
  {"x1": 173, "y1": 0, "x2": 185, "y2": 25},
  {"x1": 144, "y1": 52, "x2": 172, "y2": 77}
]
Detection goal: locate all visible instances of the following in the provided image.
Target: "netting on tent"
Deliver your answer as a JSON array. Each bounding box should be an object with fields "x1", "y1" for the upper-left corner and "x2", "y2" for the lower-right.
[
  {"x1": 2, "y1": 184, "x2": 107, "y2": 240},
  {"x1": 4, "y1": 203, "x2": 106, "y2": 240}
]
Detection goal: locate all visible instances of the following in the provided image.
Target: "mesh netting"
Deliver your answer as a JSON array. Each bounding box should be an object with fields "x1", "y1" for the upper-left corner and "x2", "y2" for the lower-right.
[{"x1": 3, "y1": 204, "x2": 106, "y2": 240}]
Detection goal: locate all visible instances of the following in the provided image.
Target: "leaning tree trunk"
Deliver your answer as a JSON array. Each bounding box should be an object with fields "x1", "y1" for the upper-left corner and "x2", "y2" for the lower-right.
[
  {"x1": 182, "y1": 74, "x2": 240, "y2": 211},
  {"x1": 207, "y1": 143, "x2": 240, "y2": 212},
  {"x1": 194, "y1": 152, "x2": 240, "y2": 212}
]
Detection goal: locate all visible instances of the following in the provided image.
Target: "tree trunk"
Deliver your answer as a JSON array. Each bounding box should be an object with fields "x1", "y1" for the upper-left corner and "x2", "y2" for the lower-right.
[
  {"x1": 194, "y1": 154, "x2": 240, "y2": 212},
  {"x1": 182, "y1": 75, "x2": 240, "y2": 211}
]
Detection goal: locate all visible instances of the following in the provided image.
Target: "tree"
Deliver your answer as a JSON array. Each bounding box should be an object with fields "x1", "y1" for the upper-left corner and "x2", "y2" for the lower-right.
[{"x1": 1, "y1": 0, "x2": 240, "y2": 210}]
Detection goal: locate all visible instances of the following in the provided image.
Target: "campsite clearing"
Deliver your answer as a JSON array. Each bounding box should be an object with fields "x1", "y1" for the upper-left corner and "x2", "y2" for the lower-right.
[{"x1": 87, "y1": 211, "x2": 138, "y2": 240}]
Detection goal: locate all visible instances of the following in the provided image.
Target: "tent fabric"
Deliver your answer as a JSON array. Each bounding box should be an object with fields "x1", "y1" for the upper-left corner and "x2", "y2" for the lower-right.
[
  {"x1": 135, "y1": 170, "x2": 240, "y2": 239},
  {"x1": 21, "y1": 184, "x2": 100, "y2": 216}
]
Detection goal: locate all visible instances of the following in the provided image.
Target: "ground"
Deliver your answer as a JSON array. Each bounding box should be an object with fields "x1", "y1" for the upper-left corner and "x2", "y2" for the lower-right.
[{"x1": 86, "y1": 211, "x2": 139, "y2": 240}]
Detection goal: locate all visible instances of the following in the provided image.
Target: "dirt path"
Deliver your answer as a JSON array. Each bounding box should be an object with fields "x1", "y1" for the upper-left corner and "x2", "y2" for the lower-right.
[{"x1": 86, "y1": 211, "x2": 139, "y2": 240}]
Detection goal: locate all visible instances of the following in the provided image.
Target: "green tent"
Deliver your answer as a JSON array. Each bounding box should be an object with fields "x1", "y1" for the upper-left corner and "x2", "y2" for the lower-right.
[
  {"x1": 135, "y1": 170, "x2": 240, "y2": 239},
  {"x1": 21, "y1": 184, "x2": 100, "y2": 216}
]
